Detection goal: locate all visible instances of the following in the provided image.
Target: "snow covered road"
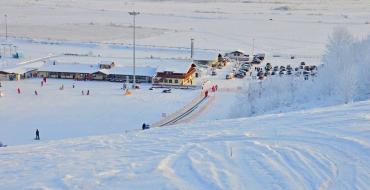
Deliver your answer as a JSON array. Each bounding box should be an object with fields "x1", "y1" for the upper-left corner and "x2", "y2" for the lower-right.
[{"x1": 0, "y1": 100, "x2": 369, "y2": 189}]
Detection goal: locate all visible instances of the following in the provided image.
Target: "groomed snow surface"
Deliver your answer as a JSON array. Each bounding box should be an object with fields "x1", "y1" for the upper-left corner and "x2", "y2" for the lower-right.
[
  {"x1": 0, "y1": 79, "x2": 199, "y2": 145},
  {"x1": 0, "y1": 100, "x2": 369, "y2": 189}
]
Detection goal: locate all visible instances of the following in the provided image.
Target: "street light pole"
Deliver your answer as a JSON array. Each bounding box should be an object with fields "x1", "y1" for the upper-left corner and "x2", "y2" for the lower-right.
[
  {"x1": 4, "y1": 14, "x2": 8, "y2": 41},
  {"x1": 129, "y1": 11, "x2": 139, "y2": 88}
]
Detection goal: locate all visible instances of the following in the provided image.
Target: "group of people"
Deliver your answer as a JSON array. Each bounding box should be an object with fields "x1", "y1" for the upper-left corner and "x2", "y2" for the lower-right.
[
  {"x1": 204, "y1": 84, "x2": 218, "y2": 97},
  {"x1": 81, "y1": 90, "x2": 90, "y2": 96},
  {"x1": 3, "y1": 78, "x2": 89, "y2": 96}
]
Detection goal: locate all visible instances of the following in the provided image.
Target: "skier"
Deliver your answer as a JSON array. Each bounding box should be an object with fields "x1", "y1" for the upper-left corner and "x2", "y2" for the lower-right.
[
  {"x1": 72, "y1": 83, "x2": 75, "y2": 88},
  {"x1": 17, "y1": 88, "x2": 21, "y2": 94},
  {"x1": 81, "y1": 90, "x2": 84, "y2": 95},
  {"x1": 87, "y1": 90, "x2": 90, "y2": 96},
  {"x1": 41, "y1": 81, "x2": 44, "y2": 87},
  {"x1": 35, "y1": 129, "x2": 40, "y2": 140},
  {"x1": 43, "y1": 77, "x2": 47, "y2": 83},
  {"x1": 142, "y1": 123, "x2": 150, "y2": 130},
  {"x1": 34, "y1": 90, "x2": 38, "y2": 96}
]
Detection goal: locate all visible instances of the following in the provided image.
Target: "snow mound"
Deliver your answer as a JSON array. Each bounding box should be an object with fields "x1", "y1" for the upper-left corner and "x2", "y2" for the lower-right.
[{"x1": 1, "y1": 100, "x2": 370, "y2": 189}]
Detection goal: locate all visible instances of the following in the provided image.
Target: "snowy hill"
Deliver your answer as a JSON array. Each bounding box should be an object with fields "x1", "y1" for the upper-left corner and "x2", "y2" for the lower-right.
[{"x1": 1, "y1": 100, "x2": 369, "y2": 189}]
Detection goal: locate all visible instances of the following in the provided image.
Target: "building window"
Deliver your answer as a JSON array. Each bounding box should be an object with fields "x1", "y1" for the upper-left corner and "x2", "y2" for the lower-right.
[
  {"x1": 175, "y1": 79, "x2": 178, "y2": 83},
  {"x1": 164, "y1": 79, "x2": 168, "y2": 83},
  {"x1": 169, "y1": 79, "x2": 172, "y2": 83}
]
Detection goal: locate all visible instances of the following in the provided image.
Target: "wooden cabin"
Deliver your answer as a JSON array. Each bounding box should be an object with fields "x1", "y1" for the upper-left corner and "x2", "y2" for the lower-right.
[{"x1": 153, "y1": 61, "x2": 196, "y2": 86}]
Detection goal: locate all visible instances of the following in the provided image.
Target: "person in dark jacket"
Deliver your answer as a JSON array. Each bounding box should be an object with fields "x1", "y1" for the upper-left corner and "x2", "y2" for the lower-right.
[{"x1": 35, "y1": 129, "x2": 40, "y2": 140}]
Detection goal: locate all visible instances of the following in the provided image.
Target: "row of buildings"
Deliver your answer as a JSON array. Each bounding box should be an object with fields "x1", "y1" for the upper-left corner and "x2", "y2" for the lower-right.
[
  {"x1": 0, "y1": 51, "x2": 241, "y2": 86},
  {"x1": 0, "y1": 59, "x2": 198, "y2": 87}
]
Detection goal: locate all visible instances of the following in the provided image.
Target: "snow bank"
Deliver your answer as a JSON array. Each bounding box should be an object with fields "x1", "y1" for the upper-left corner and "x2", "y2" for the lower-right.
[{"x1": 0, "y1": 100, "x2": 369, "y2": 189}]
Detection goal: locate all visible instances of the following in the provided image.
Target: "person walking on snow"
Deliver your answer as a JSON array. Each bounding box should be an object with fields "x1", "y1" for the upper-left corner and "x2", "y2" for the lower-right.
[
  {"x1": 35, "y1": 129, "x2": 40, "y2": 140},
  {"x1": 43, "y1": 77, "x2": 47, "y2": 83},
  {"x1": 41, "y1": 81, "x2": 44, "y2": 87},
  {"x1": 81, "y1": 90, "x2": 84, "y2": 95},
  {"x1": 34, "y1": 90, "x2": 38, "y2": 96},
  {"x1": 87, "y1": 90, "x2": 90, "y2": 96},
  {"x1": 17, "y1": 88, "x2": 21, "y2": 94}
]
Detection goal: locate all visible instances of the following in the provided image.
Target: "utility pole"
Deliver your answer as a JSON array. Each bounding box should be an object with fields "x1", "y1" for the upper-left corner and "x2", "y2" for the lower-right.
[
  {"x1": 190, "y1": 38, "x2": 194, "y2": 59},
  {"x1": 129, "y1": 11, "x2": 140, "y2": 88},
  {"x1": 252, "y1": 38, "x2": 255, "y2": 56},
  {"x1": 4, "y1": 14, "x2": 8, "y2": 41}
]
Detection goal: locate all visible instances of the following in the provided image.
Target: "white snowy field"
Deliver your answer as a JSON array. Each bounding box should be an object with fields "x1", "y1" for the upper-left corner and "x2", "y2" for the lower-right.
[
  {"x1": 0, "y1": 79, "x2": 199, "y2": 145},
  {"x1": 0, "y1": 100, "x2": 369, "y2": 189},
  {"x1": 1, "y1": 0, "x2": 370, "y2": 58}
]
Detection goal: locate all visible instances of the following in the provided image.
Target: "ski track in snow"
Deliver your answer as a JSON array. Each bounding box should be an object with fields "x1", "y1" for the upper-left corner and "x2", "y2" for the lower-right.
[{"x1": 0, "y1": 100, "x2": 370, "y2": 189}]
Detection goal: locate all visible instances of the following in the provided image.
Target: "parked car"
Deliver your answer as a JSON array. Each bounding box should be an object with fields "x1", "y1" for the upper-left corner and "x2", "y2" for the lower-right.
[
  {"x1": 303, "y1": 70, "x2": 310, "y2": 76},
  {"x1": 271, "y1": 71, "x2": 276, "y2": 75},
  {"x1": 211, "y1": 71, "x2": 217, "y2": 76},
  {"x1": 258, "y1": 71, "x2": 264, "y2": 77},
  {"x1": 162, "y1": 88, "x2": 171, "y2": 93},
  {"x1": 239, "y1": 70, "x2": 247, "y2": 75},
  {"x1": 235, "y1": 73, "x2": 245, "y2": 78},
  {"x1": 226, "y1": 73, "x2": 234, "y2": 80},
  {"x1": 287, "y1": 70, "x2": 292, "y2": 75},
  {"x1": 254, "y1": 53, "x2": 265, "y2": 61},
  {"x1": 265, "y1": 63, "x2": 272, "y2": 71},
  {"x1": 273, "y1": 66, "x2": 279, "y2": 71},
  {"x1": 310, "y1": 65, "x2": 317, "y2": 71}
]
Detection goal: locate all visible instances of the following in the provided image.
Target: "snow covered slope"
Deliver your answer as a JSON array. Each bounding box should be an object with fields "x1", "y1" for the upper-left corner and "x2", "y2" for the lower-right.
[{"x1": 1, "y1": 100, "x2": 369, "y2": 189}]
